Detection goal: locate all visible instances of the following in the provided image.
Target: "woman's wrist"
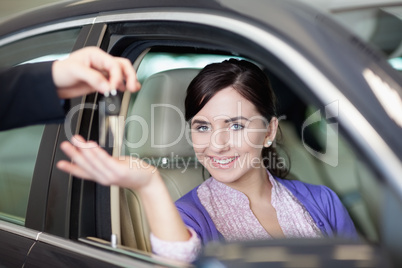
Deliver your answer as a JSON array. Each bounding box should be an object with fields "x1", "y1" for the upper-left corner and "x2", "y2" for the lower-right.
[{"x1": 137, "y1": 169, "x2": 163, "y2": 197}]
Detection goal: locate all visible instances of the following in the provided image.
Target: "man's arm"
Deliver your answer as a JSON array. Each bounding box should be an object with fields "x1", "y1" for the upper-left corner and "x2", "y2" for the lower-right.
[
  {"x1": 0, "y1": 61, "x2": 63, "y2": 130},
  {"x1": 0, "y1": 47, "x2": 140, "y2": 131}
]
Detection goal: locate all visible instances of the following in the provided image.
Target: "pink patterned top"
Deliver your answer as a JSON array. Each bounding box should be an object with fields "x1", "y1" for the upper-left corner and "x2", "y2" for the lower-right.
[{"x1": 151, "y1": 172, "x2": 322, "y2": 262}]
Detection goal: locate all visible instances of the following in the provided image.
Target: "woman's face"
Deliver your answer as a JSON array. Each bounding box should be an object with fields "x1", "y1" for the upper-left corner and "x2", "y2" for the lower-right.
[{"x1": 191, "y1": 86, "x2": 277, "y2": 185}]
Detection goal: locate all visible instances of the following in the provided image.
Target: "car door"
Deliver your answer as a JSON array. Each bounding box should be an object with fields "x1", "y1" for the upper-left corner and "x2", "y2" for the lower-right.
[{"x1": 0, "y1": 24, "x2": 85, "y2": 267}]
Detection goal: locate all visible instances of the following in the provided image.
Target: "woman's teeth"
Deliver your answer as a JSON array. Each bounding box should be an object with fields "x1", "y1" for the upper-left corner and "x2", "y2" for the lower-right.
[{"x1": 212, "y1": 157, "x2": 236, "y2": 164}]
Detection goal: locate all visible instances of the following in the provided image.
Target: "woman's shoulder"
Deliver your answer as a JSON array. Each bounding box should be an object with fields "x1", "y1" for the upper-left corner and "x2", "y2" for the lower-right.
[
  {"x1": 275, "y1": 176, "x2": 337, "y2": 201},
  {"x1": 175, "y1": 186, "x2": 200, "y2": 207},
  {"x1": 175, "y1": 178, "x2": 217, "y2": 216}
]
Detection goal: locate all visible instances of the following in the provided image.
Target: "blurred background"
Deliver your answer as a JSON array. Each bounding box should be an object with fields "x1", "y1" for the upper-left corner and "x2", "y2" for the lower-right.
[{"x1": 0, "y1": 0, "x2": 62, "y2": 23}]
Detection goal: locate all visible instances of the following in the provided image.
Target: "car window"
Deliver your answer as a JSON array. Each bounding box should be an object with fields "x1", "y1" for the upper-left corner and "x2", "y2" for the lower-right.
[
  {"x1": 117, "y1": 50, "x2": 383, "y2": 256},
  {"x1": 81, "y1": 18, "x2": 392, "y2": 264},
  {"x1": 0, "y1": 125, "x2": 44, "y2": 225},
  {"x1": 0, "y1": 27, "x2": 82, "y2": 225},
  {"x1": 0, "y1": 27, "x2": 81, "y2": 68}
]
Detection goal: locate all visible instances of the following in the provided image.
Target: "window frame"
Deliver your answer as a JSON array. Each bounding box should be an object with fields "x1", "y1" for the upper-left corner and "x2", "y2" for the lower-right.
[{"x1": 69, "y1": 12, "x2": 400, "y2": 263}]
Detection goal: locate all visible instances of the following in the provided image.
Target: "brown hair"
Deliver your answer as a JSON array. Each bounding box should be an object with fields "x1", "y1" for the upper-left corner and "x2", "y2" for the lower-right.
[{"x1": 185, "y1": 59, "x2": 289, "y2": 178}]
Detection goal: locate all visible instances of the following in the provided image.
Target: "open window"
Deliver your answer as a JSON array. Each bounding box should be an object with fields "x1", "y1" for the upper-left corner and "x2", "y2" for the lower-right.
[{"x1": 74, "y1": 18, "x2": 387, "y2": 265}]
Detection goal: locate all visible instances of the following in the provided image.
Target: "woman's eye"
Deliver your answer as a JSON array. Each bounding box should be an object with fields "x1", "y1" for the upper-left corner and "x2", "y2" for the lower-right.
[
  {"x1": 230, "y1": 123, "x2": 244, "y2": 130},
  {"x1": 196, "y1": 125, "x2": 210, "y2": 132}
]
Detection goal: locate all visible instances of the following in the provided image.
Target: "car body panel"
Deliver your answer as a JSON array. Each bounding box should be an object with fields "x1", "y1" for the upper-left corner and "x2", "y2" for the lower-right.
[
  {"x1": 24, "y1": 234, "x2": 153, "y2": 268},
  {"x1": 0, "y1": 230, "x2": 34, "y2": 268},
  {"x1": 0, "y1": 221, "x2": 38, "y2": 267},
  {"x1": 0, "y1": 0, "x2": 224, "y2": 39}
]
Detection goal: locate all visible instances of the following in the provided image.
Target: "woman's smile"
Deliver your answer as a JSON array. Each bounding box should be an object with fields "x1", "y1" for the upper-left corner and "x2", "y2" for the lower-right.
[{"x1": 209, "y1": 155, "x2": 239, "y2": 169}]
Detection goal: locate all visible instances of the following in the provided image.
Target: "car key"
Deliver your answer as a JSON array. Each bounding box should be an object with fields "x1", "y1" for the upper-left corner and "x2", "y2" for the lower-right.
[
  {"x1": 99, "y1": 89, "x2": 121, "y2": 151},
  {"x1": 104, "y1": 89, "x2": 121, "y2": 116}
]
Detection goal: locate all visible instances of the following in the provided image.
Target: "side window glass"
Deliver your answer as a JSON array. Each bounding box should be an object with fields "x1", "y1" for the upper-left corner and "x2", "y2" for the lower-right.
[
  {"x1": 0, "y1": 27, "x2": 82, "y2": 225},
  {"x1": 0, "y1": 126, "x2": 44, "y2": 225},
  {"x1": 0, "y1": 28, "x2": 81, "y2": 68}
]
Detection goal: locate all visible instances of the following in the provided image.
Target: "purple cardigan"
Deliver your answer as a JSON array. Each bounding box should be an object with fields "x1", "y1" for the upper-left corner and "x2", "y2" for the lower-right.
[{"x1": 175, "y1": 177, "x2": 358, "y2": 245}]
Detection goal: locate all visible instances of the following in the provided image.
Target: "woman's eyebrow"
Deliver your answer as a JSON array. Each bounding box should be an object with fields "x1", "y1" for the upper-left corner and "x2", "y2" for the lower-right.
[
  {"x1": 224, "y1": 116, "x2": 250, "y2": 123},
  {"x1": 191, "y1": 119, "x2": 210, "y2": 125},
  {"x1": 192, "y1": 116, "x2": 250, "y2": 125}
]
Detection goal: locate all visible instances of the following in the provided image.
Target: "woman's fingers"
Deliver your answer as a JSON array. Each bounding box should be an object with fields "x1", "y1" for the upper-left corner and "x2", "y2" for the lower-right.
[
  {"x1": 56, "y1": 160, "x2": 92, "y2": 179},
  {"x1": 58, "y1": 135, "x2": 156, "y2": 189},
  {"x1": 59, "y1": 137, "x2": 114, "y2": 184},
  {"x1": 59, "y1": 135, "x2": 132, "y2": 186},
  {"x1": 72, "y1": 139, "x2": 117, "y2": 182},
  {"x1": 58, "y1": 141, "x2": 95, "y2": 180}
]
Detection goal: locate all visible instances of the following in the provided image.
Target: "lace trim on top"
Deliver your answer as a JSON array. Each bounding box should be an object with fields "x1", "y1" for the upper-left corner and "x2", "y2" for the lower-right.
[{"x1": 197, "y1": 172, "x2": 322, "y2": 242}]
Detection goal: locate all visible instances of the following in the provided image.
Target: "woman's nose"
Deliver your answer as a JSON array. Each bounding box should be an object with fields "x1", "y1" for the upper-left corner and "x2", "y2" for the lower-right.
[{"x1": 210, "y1": 128, "x2": 230, "y2": 152}]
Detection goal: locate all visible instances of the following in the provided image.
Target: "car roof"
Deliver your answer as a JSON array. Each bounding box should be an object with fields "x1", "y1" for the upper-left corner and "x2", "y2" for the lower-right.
[
  {"x1": 0, "y1": 0, "x2": 326, "y2": 40},
  {"x1": 0, "y1": 0, "x2": 223, "y2": 37},
  {"x1": 297, "y1": 0, "x2": 402, "y2": 12}
]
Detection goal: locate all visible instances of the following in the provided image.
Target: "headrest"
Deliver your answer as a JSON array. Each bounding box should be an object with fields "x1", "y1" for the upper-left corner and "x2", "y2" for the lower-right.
[{"x1": 124, "y1": 68, "x2": 200, "y2": 158}]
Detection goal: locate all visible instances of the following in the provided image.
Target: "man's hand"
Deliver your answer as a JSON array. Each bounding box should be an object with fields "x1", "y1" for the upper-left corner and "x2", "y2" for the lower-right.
[{"x1": 52, "y1": 47, "x2": 141, "y2": 99}]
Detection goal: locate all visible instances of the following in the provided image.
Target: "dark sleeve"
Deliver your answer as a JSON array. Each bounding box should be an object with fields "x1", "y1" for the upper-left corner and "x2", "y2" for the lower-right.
[{"x1": 0, "y1": 62, "x2": 66, "y2": 131}]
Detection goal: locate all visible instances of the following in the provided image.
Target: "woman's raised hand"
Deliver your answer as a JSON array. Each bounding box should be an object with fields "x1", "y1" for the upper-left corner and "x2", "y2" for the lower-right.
[
  {"x1": 57, "y1": 135, "x2": 158, "y2": 190},
  {"x1": 57, "y1": 135, "x2": 192, "y2": 245}
]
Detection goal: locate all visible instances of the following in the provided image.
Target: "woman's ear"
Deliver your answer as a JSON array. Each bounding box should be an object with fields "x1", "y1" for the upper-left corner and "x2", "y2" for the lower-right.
[{"x1": 264, "y1": 117, "x2": 278, "y2": 147}]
